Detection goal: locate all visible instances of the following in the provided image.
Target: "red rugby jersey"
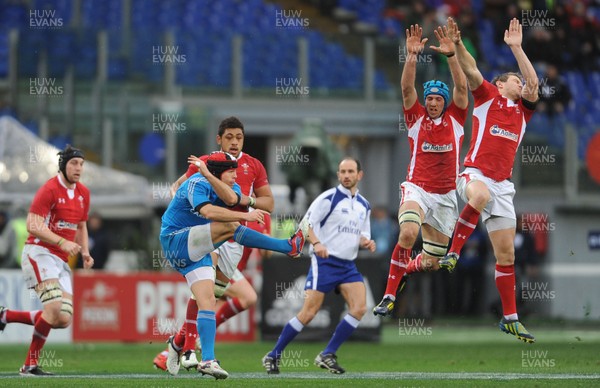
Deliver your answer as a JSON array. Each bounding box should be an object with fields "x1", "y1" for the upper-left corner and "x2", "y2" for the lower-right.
[
  {"x1": 26, "y1": 176, "x2": 90, "y2": 262},
  {"x1": 404, "y1": 101, "x2": 466, "y2": 194},
  {"x1": 464, "y1": 80, "x2": 535, "y2": 181}
]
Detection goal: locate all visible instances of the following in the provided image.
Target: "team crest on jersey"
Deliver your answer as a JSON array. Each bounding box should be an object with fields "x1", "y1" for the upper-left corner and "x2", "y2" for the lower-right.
[
  {"x1": 78, "y1": 195, "x2": 84, "y2": 208},
  {"x1": 421, "y1": 142, "x2": 453, "y2": 152},
  {"x1": 489, "y1": 125, "x2": 518, "y2": 142},
  {"x1": 240, "y1": 162, "x2": 249, "y2": 175}
]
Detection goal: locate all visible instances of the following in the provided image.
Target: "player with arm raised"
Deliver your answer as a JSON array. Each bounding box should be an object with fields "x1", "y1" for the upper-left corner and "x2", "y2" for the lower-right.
[
  {"x1": 159, "y1": 151, "x2": 308, "y2": 379},
  {"x1": 373, "y1": 22, "x2": 468, "y2": 316},
  {"x1": 153, "y1": 116, "x2": 275, "y2": 371},
  {"x1": 438, "y1": 17, "x2": 538, "y2": 343}
]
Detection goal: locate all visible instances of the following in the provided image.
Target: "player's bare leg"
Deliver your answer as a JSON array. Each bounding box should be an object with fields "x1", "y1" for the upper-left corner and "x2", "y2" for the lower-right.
[
  {"x1": 216, "y1": 276, "x2": 257, "y2": 326},
  {"x1": 489, "y1": 227, "x2": 535, "y2": 343},
  {"x1": 19, "y1": 280, "x2": 72, "y2": 376}
]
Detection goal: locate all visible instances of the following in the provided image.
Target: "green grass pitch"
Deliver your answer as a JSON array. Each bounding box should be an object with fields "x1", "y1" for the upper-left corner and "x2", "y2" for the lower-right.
[{"x1": 1, "y1": 323, "x2": 599, "y2": 387}]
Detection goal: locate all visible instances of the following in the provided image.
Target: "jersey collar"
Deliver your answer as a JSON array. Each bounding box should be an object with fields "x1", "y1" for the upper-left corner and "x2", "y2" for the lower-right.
[
  {"x1": 337, "y1": 184, "x2": 358, "y2": 198},
  {"x1": 56, "y1": 174, "x2": 76, "y2": 190}
]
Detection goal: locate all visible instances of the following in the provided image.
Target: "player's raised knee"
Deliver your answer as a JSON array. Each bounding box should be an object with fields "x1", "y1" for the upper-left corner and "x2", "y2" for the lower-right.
[{"x1": 468, "y1": 186, "x2": 491, "y2": 209}]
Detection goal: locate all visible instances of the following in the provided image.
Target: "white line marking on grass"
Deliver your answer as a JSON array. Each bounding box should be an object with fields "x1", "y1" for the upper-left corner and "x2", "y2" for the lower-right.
[{"x1": 1, "y1": 372, "x2": 599, "y2": 380}]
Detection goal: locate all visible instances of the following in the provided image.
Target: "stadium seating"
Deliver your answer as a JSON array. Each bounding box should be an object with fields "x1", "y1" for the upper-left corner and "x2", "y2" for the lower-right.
[
  {"x1": 1, "y1": 0, "x2": 395, "y2": 91},
  {"x1": 0, "y1": 0, "x2": 597, "y2": 154}
]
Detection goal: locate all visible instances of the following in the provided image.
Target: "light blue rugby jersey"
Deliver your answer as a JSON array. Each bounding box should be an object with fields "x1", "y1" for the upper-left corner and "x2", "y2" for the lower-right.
[{"x1": 160, "y1": 173, "x2": 242, "y2": 235}]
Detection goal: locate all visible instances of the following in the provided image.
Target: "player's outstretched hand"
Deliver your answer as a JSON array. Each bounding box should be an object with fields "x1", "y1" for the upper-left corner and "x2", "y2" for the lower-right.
[
  {"x1": 430, "y1": 25, "x2": 455, "y2": 57},
  {"x1": 406, "y1": 24, "x2": 428, "y2": 55},
  {"x1": 245, "y1": 209, "x2": 269, "y2": 224},
  {"x1": 504, "y1": 17, "x2": 522, "y2": 47},
  {"x1": 446, "y1": 17, "x2": 461, "y2": 44}
]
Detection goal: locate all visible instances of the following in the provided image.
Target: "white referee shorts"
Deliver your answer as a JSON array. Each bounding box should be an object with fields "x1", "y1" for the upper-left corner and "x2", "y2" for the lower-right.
[
  {"x1": 21, "y1": 244, "x2": 73, "y2": 294},
  {"x1": 457, "y1": 167, "x2": 516, "y2": 232},
  {"x1": 400, "y1": 181, "x2": 458, "y2": 237}
]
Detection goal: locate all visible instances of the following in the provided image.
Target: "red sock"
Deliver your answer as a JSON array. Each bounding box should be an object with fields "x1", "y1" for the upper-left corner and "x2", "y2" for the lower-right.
[
  {"x1": 174, "y1": 297, "x2": 198, "y2": 350},
  {"x1": 182, "y1": 298, "x2": 199, "y2": 352},
  {"x1": 449, "y1": 204, "x2": 481, "y2": 254},
  {"x1": 25, "y1": 316, "x2": 52, "y2": 367},
  {"x1": 216, "y1": 297, "x2": 244, "y2": 326},
  {"x1": 495, "y1": 264, "x2": 517, "y2": 318},
  {"x1": 4, "y1": 310, "x2": 42, "y2": 326},
  {"x1": 384, "y1": 244, "x2": 410, "y2": 298},
  {"x1": 406, "y1": 253, "x2": 423, "y2": 274}
]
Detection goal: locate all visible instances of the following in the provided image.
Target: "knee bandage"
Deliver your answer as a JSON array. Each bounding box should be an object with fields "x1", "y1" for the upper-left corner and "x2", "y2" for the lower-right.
[
  {"x1": 36, "y1": 282, "x2": 62, "y2": 305},
  {"x1": 422, "y1": 240, "x2": 448, "y2": 259},
  {"x1": 398, "y1": 210, "x2": 422, "y2": 227},
  {"x1": 61, "y1": 299, "x2": 73, "y2": 316}
]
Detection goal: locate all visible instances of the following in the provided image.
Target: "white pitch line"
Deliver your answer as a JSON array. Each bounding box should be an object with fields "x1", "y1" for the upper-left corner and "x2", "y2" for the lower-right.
[{"x1": 0, "y1": 372, "x2": 599, "y2": 380}]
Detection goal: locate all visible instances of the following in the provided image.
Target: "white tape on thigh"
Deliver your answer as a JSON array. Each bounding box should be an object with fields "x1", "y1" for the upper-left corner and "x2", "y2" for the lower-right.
[
  {"x1": 398, "y1": 210, "x2": 422, "y2": 227},
  {"x1": 36, "y1": 282, "x2": 62, "y2": 305}
]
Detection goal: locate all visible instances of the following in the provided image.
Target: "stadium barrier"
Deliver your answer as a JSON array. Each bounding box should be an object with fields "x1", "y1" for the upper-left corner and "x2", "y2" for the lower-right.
[
  {"x1": 72, "y1": 271, "x2": 254, "y2": 342},
  {"x1": 261, "y1": 254, "x2": 384, "y2": 341}
]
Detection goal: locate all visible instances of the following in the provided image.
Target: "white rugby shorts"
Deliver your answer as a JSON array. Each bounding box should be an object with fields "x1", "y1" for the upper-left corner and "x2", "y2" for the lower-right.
[
  {"x1": 457, "y1": 167, "x2": 516, "y2": 231},
  {"x1": 400, "y1": 181, "x2": 458, "y2": 237},
  {"x1": 21, "y1": 244, "x2": 73, "y2": 294}
]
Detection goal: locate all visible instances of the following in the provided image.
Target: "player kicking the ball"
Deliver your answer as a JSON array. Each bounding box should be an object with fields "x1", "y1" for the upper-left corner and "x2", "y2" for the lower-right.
[
  {"x1": 373, "y1": 21, "x2": 467, "y2": 316},
  {"x1": 438, "y1": 17, "x2": 537, "y2": 343},
  {"x1": 159, "y1": 151, "x2": 309, "y2": 379},
  {"x1": 153, "y1": 116, "x2": 274, "y2": 372}
]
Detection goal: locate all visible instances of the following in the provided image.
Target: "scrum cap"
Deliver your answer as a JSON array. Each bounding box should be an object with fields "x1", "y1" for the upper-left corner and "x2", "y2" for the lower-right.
[
  {"x1": 58, "y1": 145, "x2": 84, "y2": 179},
  {"x1": 423, "y1": 80, "x2": 450, "y2": 109},
  {"x1": 206, "y1": 151, "x2": 237, "y2": 178}
]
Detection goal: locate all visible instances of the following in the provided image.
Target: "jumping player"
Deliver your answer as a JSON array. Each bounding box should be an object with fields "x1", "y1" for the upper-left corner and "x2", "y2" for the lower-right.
[
  {"x1": 373, "y1": 22, "x2": 468, "y2": 316},
  {"x1": 438, "y1": 17, "x2": 537, "y2": 343},
  {"x1": 0, "y1": 145, "x2": 94, "y2": 376}
]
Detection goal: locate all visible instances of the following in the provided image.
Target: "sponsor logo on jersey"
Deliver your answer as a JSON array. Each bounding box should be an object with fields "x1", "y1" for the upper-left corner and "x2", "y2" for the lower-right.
[
  {"x1": 421, "y1": 142, "x2": 453, "y2": 152},
  {"x1": 489, "y1": 125, "x2": 519, "y2": 142},
  {"x1": 57, "y1": 220, "x2": 78, "y2": 230}
]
